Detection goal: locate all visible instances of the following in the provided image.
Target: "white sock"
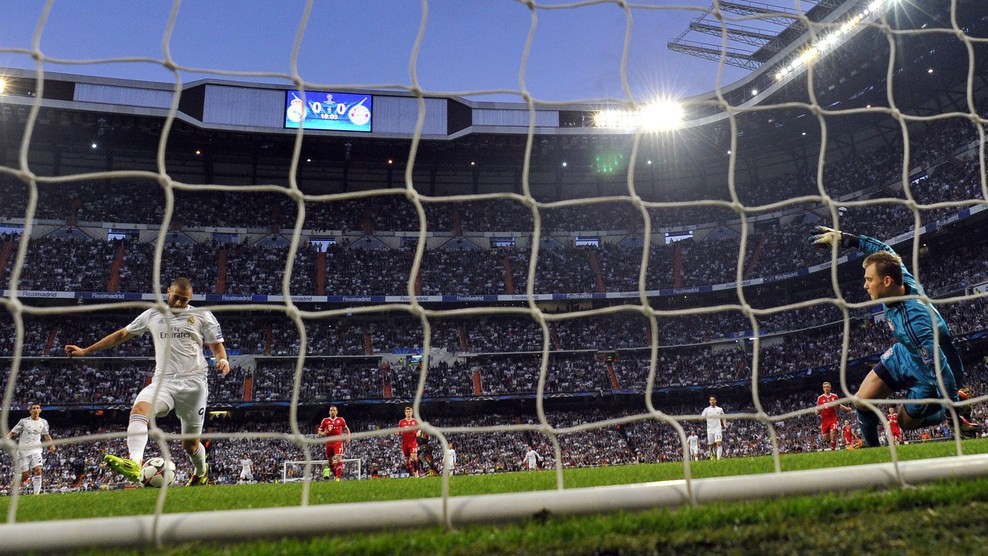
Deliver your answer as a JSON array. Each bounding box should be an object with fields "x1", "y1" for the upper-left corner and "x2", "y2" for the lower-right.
[
  {"x1": 716, "y1": 445, "x2": 723, "y2": 459},
  {"x1": 127, "y1": 415, "x2": 150, "y2": 463},
  {"x1": 32, "y1": 475, "x2": 42, "y2": 495},
  {"x1": 190, "y1": 444, "x2": 207, "y2": 476}
]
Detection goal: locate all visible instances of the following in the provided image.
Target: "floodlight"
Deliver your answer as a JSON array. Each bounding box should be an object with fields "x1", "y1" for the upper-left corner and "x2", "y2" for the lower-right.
[{"x1": 638, "y1": 101, "x2": 684, "y2": 132}]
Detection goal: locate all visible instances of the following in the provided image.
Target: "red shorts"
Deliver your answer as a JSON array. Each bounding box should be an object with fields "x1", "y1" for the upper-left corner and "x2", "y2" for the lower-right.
[
  {"x1": 402, "y1": 444, "x2": 418, "y2": 459},
  {"x1": 325, "y1": 442, "x2": 344, "y2": 459},
  {"x1": 820, "y1": 417, "x2": 838, "y2": 436}
]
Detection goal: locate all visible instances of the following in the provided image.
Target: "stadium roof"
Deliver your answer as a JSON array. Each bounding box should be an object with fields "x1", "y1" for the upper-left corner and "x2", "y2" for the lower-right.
[
  {"x1": 0, "y1": 1, "x2": 985, "y2": 199},
  {"x1": 669, "y1": 0, "x2": 848, "y2": 70}
]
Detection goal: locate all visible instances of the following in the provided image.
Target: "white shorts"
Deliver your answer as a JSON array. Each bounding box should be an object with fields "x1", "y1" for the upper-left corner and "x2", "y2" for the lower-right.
[
  {"x1": 240, "y1": 470, "x2": 254, "y2": 481},
  {"x1": 135, "y1": 375, "x2": 209, "y2": 436},
  {"x1": 707, "y1": 431, "x2": 723, "y2": 445},
  {"x1": 689, "y1": 445, "x2": 699, "y2": 455},
  {"x1": 16, "y1": 450, "x2": 43, "y2": 474}
]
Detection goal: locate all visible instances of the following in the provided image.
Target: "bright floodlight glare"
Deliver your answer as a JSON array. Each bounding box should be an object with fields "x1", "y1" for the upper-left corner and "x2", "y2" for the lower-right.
[
  {"x1": 0, "y1": 78, "x2": 6, "y2": 94},
  {"x1": 638, "y1": 101, "x2": 684, "y2": 132},
  {"x1": 593, "y1": 101, "x2": 683, "y2": 132},
  {"x1": 593, "y1": 110, "x2": 635, "y2": 129}
]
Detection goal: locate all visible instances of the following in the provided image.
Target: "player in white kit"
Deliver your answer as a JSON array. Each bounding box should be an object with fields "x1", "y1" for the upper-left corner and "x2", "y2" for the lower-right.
[
  {"x1": 701, "y1": 396, "x2": 727, "y2": 460},
  {"x1": 520, "y1": 446, "x2": 541, "y2": 470},
  {"x1": 686, "y1": 430, "x2": 700, "y2": 461},
  {"x1": 7, "y1": 403, "x2": 55, "y2": 494},
  {"x1": 65, "y1": 277, "x2": 229, "y2": 486},
  {"x1": 239, "y1": 453, "x2": 254, "y2": 483},
  {"x1": 444, "y1": 443, "x2": 457, "y2": 475}
]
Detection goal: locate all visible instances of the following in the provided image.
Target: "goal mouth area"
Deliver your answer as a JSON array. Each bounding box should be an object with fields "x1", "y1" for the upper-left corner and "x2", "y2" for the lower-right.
[
  {"x1": 281, "y1": 458, "x2": 362, "y2": 482},
  {"x1": 5, "y1": 454, "x2": 988, "y2": 552}
]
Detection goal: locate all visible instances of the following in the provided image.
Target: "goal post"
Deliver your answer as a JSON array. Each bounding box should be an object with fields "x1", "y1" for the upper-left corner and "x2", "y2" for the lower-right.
[
  {"x1": 282, "y1": 459, "x2": 362, "y2": 483},
  {"x1": 5, "y1": 454, "x2": 988, "y2": 552}
]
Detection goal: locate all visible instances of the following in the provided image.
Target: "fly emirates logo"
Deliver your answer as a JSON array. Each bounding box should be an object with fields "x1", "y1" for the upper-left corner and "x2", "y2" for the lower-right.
[{"x1": 159, "y1": 327, "x2": 193, "y2": 340}]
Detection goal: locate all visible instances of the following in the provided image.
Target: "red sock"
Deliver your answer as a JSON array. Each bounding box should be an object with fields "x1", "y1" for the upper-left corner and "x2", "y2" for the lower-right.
[{"x1": 334, "y1": 462, "x2": 343, "y2": 479}]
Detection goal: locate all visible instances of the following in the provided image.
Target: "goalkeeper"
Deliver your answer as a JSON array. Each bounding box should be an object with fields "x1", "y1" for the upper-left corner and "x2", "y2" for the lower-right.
[{"x1": 810, "y1": 226, "x2": 979, "y2": 446}]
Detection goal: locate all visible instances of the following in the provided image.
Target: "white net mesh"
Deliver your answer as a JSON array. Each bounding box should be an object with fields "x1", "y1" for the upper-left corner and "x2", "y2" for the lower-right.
[{"x1": 2, "y1": 0, "x2": 988, "y2": 551}]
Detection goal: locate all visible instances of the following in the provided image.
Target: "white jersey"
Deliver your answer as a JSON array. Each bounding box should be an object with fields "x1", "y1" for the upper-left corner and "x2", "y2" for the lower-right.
[
  {"x1": 11, "y1": 417, "x2": 50, "y2": 453},
  {"x1": 444, "y1": 448, "x2": 457, "y2": 472},
  {"x1": 240, "y1": 457, "x2": 254, "y2": 481},
  {"x1": 702, "y1": 406, "x2": 725, "y2": 434},
  {"x1": 126, "y1": 305, "x2": 223, "y2": 378},
  {"x1": 523, "y1": 449, "x2": 540, "y2": 469},
  {"x1": 687, "y1": 434, "x2": 699, "y2": 453}
]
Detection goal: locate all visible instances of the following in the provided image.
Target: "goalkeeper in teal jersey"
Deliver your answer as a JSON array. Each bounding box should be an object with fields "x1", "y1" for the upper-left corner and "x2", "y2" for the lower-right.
[{"x1": 811, "y1": 227, "x2": 979, "y2": 446}]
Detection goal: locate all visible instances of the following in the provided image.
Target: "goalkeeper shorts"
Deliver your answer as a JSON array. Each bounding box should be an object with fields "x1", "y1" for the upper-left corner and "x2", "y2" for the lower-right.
[{"x1": 873, "y1": 343, "x2": 956, "y2": 420}]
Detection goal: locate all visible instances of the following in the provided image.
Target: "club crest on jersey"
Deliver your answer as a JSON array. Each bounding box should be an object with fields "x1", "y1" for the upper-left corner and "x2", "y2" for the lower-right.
[{"x1": 187, "y1": 316, "x2": 196, "y2": 324}]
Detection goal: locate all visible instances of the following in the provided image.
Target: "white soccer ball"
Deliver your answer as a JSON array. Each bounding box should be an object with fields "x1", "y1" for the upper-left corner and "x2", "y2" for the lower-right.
[{"x1": 140, "y1": 457, "x2": 177, "y2": 488}]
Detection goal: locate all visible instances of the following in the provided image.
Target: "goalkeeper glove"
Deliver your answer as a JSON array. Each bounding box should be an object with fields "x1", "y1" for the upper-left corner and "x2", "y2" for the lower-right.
[{"x1": 810, "y1": 226, "x2": 857, "y2": 249}]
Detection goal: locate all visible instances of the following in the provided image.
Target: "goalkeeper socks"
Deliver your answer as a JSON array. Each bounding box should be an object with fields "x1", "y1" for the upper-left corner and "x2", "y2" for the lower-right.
[
  {"x1": 857, "y1": 408, "x2": 881, "y2": 447},
  {"x1": 32, "y1": 475, "x2": 42, "y2": 495},
  {"x1": 127, "y1": 414, "x2": 150, "y2": 463},
  {"x1": 190, "y1": 444, "x2": 207, "y2": 476}
]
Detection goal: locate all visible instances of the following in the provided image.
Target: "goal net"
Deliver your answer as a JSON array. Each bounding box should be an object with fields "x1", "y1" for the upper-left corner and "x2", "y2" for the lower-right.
[
  {"x1": 2, "y1": 0, "x2": 988, "y2": 552},
  {"x1": 282, "y1": 459, "x2": 362, "y2": 483}
]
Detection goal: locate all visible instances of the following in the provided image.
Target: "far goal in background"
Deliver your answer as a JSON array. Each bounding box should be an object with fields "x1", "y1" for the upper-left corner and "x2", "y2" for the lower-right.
[{"x1": 282, "y1": 459, "x2": 363, "y2": 483}]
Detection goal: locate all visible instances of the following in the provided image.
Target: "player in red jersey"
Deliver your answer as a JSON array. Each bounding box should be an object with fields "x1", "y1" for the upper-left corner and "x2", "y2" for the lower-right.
[
  {"x1": 887, "y1": 407, "x2": 903, "y2": 445},
  {"x1": 398, "y1": 406, "x2": 422, "y2": 477},
  {"x1": 816, "y1": 382, "x2": 851, "y2": 451},
  {"x1": 317, "y1": 405, "x2": 351, "y2": 481},
  {"x1": 841, "y1": 419, "x2": 864, "y2": 450}
]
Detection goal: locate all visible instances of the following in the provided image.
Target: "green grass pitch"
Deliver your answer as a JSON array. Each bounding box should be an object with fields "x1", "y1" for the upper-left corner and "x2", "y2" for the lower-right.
[{"x1": 4, "y1": 439, "x2": 988, "y2": 554}]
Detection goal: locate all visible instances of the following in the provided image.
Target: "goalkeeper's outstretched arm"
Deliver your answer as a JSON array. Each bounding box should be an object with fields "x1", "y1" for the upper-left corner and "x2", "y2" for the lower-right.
[
  {"x1": 809, "y1": 226, "x2": 861, "y2": 251},
  {"x1": 809, "y1": 226, "x2": 918, "y2": 288}
]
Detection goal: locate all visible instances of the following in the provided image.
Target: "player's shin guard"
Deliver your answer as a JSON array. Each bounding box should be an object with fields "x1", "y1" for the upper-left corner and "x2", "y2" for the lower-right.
[
  {"x1": 857, "y1": 408, "x2": 881, "y2": 447},
  {"x1": 334, "y1": 461, "x2": 343, "y2": 480},
  {"x1": 127, "y1": 414, "x2": 150, "y2": 464}
]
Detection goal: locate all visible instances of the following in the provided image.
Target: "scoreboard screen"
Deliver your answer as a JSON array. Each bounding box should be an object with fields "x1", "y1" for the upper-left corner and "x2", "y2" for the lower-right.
[{"x1": 284, "y1": 90, "x2": 372, "y2": 132}]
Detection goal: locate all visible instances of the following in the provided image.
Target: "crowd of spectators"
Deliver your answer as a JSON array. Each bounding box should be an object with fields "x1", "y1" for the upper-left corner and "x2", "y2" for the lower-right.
[
  {"x1": 5, "y1": 192, "x2": 986, "y2": 297},
  {"x1": 4, "y1": 293, "x2": 986, "y2": 406},
  {"x1": 2, "y1": 107, "x2": 979, "y2": 234},
  {"x1": 1, "y1": 103, "x2": 984, "y2": 298}
]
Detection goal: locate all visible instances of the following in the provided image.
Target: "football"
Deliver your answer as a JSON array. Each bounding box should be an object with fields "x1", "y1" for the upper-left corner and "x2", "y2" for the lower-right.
[{"x1": 140, "y1": 457, "x2": 177, "y2": 488}]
